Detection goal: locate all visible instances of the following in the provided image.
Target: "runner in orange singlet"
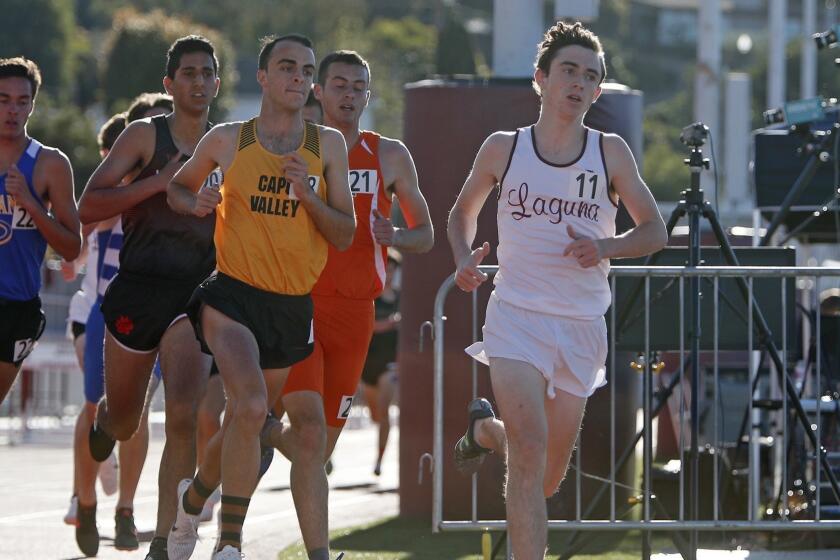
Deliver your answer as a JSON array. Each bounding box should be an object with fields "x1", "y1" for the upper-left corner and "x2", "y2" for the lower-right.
[{"x1": 263, "y1": 50, "x2": 433, "y2": 463}]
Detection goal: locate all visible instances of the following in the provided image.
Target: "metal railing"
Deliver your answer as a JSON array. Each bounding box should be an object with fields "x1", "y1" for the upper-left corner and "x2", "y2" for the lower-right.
[{"x1": 430, "y1": 265, "x2": 840, "y2": 557}]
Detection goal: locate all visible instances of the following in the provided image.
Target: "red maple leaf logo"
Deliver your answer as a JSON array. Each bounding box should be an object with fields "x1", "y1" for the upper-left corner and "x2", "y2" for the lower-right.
[{"x1": 115, "y1": 315, "x2": 134, "y2": 335}]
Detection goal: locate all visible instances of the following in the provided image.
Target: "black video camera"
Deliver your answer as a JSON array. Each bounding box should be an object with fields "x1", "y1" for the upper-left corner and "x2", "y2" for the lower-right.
[
  {"x1": 763, "y1": 107, "x2": 785, "y2": 125},
  {"x1": 814, "y1": 25, "x2": 840, "y2": 49},
  {"x1": 679, "y1": 122, "x2": 709, "y2": 148},
  {"x1": 763, "y1": 97, "x2": 829, "y2": 127}
]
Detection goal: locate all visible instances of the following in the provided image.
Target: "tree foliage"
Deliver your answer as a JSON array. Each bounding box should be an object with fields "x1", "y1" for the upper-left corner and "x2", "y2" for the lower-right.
[
  {"x1": 364, "y1": 18, "x2": 437, "y2": 138},
  {"x1": 101, "y1": 9, "x2": 237, "y2": 121},
  {"x1": 0, "y1": 0, "x2": 79, "y2": 100},
  {"x1": 26, "y1": 94, "x2": 100, "y2": 198},
  {"x1": 22, "y1": 0, "x2": 790, "y2": 204},
  {"x1": 435, "y1": 13, "x2": 477, "y2": 76},
  {"x1": 642, "y1": 91, "x2": 692, "y2": 201},
  {"x1": 77, "y1": 0, "x2": 437, "y2": 134}
]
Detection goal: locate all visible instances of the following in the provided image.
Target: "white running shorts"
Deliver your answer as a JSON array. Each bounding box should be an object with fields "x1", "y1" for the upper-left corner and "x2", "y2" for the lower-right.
[{"x1": 466, "y1": 291, "x2": 607, "y2": 398}]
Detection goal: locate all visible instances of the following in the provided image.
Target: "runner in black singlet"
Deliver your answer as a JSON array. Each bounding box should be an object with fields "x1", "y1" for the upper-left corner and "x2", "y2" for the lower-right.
[{"x1": 78, "y1": 36, "x2": 223, "y2": 560}]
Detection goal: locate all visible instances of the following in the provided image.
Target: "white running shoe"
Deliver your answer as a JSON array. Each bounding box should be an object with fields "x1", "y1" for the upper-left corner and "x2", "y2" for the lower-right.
[
  {"x1": 63, "y1": 495, "x2": 78, "y2": 526},
  {"x1": 199, "y1": 488, "x2": 221, "y2": 523},
  {"x1": 167, "y1": 478, "x2": 201, "y2": 560},
  {"x1": 211, "y1": 545, "x2": 243, "y2": 559},
  {"x1": 98, "y1": 452, "x2": 119, "y2": 496}
]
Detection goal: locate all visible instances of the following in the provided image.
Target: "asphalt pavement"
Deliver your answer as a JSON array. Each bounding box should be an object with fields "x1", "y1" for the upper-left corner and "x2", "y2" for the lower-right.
[{"x1": 0, "y1": 415, "x2": 398, "y2": 560}]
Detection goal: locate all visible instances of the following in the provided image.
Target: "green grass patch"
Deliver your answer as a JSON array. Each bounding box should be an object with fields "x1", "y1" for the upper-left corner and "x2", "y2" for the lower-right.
[{"x1": 277, "y1": 517, "x2": 676, "y2": 559}]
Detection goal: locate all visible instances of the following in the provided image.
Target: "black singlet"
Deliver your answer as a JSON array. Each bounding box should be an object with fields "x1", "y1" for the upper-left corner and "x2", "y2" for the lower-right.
[{"x1": 119, "y1": 115, "x2": 217, "y2": 282}]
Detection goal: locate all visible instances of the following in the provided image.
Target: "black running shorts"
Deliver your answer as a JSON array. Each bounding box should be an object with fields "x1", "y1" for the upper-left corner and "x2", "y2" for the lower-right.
[
  {"x1": 101, "y1": 272, "x2": 201, "y2": 353},
  {"x1": 0, "y1": 296, "x2": 45, "y2": 366},
  {"x1": 70, "y1": 321, "x2": 86, "y2": 340},
  {"x1": 187, "y1": 272, "x2": 314, "y2": 370}
]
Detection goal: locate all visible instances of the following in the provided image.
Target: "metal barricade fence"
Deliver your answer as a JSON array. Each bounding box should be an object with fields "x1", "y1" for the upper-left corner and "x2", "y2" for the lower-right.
[{"x1": 430, "y1": 265, "x2": 840, "y2": 556}]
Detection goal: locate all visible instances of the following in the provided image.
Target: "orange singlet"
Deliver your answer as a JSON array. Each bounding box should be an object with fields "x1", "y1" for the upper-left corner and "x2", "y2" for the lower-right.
[{"x1": 283, "y1": 131, "x2": 392, "y2": 426}]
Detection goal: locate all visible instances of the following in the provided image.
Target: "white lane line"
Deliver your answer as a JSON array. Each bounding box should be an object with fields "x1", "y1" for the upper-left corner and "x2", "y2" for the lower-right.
[
  {"x1": 0, "y1": 488, "x2": 391, "y2": 529},
  {"x1": 0, "y1": 495, "x2": 159, "y2": 525}
]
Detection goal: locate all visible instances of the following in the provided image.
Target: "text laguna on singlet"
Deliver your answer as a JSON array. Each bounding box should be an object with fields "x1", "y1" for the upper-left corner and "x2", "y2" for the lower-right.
[{"x1": 506, "y1": 182, "x2": 600, "y2": 224}]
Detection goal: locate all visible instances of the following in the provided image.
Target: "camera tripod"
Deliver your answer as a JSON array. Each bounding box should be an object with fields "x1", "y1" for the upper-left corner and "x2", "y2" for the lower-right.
[
  {"x1": 760, "y1": 123, "x2": 838, "y2": 246},
  {"x1": 777, "y1": 185, "x2": 840, "y2": 246},
  {"x1": 559, "y1": 135, "x2": 840, "y2": 560}
]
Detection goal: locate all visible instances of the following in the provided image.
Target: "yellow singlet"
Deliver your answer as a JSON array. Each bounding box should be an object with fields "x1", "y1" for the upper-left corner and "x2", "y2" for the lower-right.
[{"x1": 215, "y1": 118, "x2": 329, "y2": 295}]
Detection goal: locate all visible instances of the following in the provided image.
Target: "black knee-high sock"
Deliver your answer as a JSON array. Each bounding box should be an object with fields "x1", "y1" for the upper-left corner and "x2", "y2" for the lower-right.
[
  {"x1": 218, "y1": 495, "x2": 250, "y2": 551},
  {"x1": 183, "y1": 473, "x2": 216, "y2": 515}
]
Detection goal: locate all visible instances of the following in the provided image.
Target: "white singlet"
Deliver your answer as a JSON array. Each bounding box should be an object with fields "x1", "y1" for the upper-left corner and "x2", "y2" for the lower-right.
[
  {"x1": 67, "y1": 231, "x2": 99, "y2": 326},
  {"x1": 493, "y1": 125, "x2": 618, "y2": 320}
]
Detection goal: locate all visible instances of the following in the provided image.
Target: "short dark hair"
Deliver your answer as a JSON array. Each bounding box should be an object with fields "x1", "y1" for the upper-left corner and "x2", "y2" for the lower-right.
[
  {"x1": 126, "y1": 92, "x2": 173, "y2": 123},
  {"x1": 258, "y1": 34, "x2": 314, "y2": 71},
  {"x1": 534, "y1": 21, "x2": 606, "y2": 95},
  {"x1": 0, "y1": 57, "x2": 42, "y2": 98},
  {"x1": 98, "y1": 113, "x2": 128, "y2": 152},
  {"x1": 317, "y1": 50, "x2": 370, "y2": 87},
  {"x1": 305, "y1": 88, "x2": 321, "y2": 108},
  {"x1": 318, "y1": 50, "x2": 371, "y2": 86},
  {"x1": 166, "y1": 35, "x2": 219, "y2": 79},
  {"x1": 303, "y1": 89, "x2": 322, "y2": 123}
]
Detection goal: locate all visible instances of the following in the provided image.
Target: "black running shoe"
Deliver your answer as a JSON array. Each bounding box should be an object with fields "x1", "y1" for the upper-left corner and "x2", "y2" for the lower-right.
[
  {"x1": 454, "y1": 398, "x2": 495, "y2": 475},
  {"x1": 75, "y1": 502, "x2": 99, "y2": 557},
  {"x1": 114, "y1": 507, "x2": 139, "y2": 551},
  {"x1": 89, "y1": 422, "x2": 116, "y2": 463},
  {"x1": 145, "y1": 536, "x2": 169, "y2": 560}
]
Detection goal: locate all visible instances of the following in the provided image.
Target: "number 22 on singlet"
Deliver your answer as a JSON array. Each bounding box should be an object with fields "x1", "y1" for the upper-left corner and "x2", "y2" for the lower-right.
[{"x1": 12, "y1": 205, "x2": 36, "y2": 230}]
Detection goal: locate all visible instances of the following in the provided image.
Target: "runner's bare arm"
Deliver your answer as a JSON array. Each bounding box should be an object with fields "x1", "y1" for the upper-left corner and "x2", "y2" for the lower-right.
[
  {"x1": 291, "y1": 127, "x2": 355, "y2": 250},
  {"x1": 168, "y1": 124, "x2": 235, "y2": 216},
  {"x1": 447, "y1": 132, "x2": 512, "y2": 291},
  {"x1": 598, "y1": 134, "x2": 667, "y2": 259},
  {"x1": 79, "y1": 121, "x2": 173, "y2": 223},
  {"x1": 26, "y1": 148, "x2": 81, "y2": 260},
  {"x1": 377, "y1": 138, "x2": 433, "y2": 253}
]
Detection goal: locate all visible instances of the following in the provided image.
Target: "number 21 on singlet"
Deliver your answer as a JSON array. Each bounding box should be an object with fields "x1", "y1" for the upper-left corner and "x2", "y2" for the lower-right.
[{"x1": 349, "y1": 169, "x2": 378, "y2": 196}]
